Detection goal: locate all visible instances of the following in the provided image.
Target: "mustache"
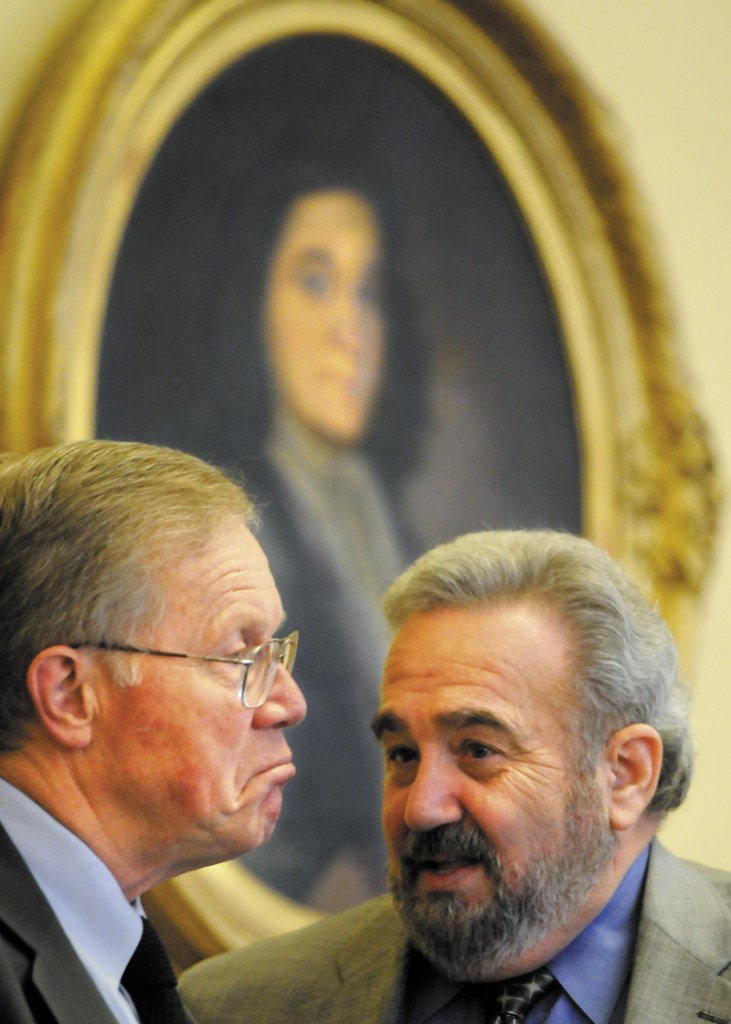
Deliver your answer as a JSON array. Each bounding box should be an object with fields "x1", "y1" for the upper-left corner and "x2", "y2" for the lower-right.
[{"x1": 399, "y1": 821, "x2": 500, "y2": 874}]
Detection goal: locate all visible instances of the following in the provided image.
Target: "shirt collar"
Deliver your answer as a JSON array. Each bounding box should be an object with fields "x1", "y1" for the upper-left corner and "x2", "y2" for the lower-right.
[
  {"x1": 547, "y1": 844, "x2": 650, "y2": 1022},
  {"x1": 0, "y1": 778, "x2": 142, "y2": 989}
]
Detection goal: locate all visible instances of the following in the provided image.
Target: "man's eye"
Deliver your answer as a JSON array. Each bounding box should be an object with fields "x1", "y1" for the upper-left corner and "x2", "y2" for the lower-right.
[
  {"x1": 463, "y1": 741, "x2": 495, "y2": 760},
  {"x1": 386, "y1": 745, "x2": 417, "y2": 764}
]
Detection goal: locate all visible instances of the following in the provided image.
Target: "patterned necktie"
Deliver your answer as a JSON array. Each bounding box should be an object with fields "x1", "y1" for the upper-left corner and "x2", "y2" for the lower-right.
[
  {"x1": 486, "y1": 967, "x2": 558, "y2": 1023},
  {"x1": 121, "y1": 917, "x2": 189, "y2": 1023}
]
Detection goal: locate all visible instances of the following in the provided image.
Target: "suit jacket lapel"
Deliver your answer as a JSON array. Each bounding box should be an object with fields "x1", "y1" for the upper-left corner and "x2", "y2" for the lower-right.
[
  {"x1": 626, "y1": 841, "x2": 731, "y2": 1024},
  {"x1": 31, "y1": 919, "x2": 122, "y2": 1024},
  {"x1": 0, "y1": 823, "x2": 118, "y2": 1024},
  {"x1": 331, "y1": 896, "x2": 408, "y2": 1024}
]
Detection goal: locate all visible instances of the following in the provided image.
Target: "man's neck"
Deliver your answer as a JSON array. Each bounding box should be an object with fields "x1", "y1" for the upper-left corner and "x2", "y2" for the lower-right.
[{"x1": 0, "y1": 743, "x2": 155, "y2": 900}]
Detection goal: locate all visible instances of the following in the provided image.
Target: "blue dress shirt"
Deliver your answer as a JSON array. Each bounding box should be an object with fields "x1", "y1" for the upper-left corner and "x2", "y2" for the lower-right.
[{"x1": 541, "y1": 845, "x2": 649, "y2": 1022}]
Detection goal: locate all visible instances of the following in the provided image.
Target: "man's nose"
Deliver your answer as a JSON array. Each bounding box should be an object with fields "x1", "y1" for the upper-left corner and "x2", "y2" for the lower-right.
[
  {"x1": 402, "y1": 759, "x2": 464, "y2": 832},
  {"x1": 252, "y1": 665, "x2": 307, "y2": 729}
]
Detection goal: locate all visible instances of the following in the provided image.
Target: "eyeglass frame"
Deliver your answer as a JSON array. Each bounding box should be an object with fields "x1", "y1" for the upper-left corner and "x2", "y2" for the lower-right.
[{"x1": 68, "y1": 630, "x2": 298, "y2": 708}]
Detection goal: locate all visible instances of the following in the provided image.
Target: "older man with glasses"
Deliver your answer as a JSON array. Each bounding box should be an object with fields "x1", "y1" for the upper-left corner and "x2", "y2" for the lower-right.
[{"x1": 0, "y1": 439, "x2": 306, "y2": 1024}]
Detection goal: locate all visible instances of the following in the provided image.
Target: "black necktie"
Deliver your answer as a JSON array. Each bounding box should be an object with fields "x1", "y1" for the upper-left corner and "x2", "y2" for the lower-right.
[
  {"x1": 486, "y1": 967, "x2": 558, "y2": 1023},
  {"x1": 121, "y1": 917, "x2": 189, "y2": 1024}
]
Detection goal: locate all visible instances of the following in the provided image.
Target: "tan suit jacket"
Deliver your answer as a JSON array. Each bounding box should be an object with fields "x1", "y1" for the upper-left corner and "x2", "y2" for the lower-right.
[{"x1": 181, "y1": 841, "x2": 731, "y2": 1023}]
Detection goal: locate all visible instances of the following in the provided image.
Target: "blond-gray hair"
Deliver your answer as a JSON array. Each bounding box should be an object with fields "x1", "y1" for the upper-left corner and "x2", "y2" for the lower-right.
[{"x1": 0, "y1": 439, "x2": 256, "y2": 749}]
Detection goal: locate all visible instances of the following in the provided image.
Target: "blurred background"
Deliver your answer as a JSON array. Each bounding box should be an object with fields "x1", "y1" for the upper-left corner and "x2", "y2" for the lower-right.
[{"x1": 0, "y1": 0, "x2": 728, "y2": 881}]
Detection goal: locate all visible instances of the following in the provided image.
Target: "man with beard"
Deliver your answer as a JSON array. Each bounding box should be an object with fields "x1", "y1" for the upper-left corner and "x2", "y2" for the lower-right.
[{"x1": 181, "y1": 530, "x2": 731, "y2": 1023}]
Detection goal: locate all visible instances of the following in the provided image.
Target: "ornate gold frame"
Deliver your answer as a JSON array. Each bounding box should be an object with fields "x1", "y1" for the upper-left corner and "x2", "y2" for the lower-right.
[{"x1": 0, "y1": 0, "x2": 719, "y2": 963}]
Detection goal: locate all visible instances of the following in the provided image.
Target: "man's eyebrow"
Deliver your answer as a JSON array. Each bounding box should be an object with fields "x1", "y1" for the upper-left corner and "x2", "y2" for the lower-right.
[
  {"x1": 371, "y1": 710, "x2": 406, "y2": 740},
  {"x1": 436, "y1": 709, "x2": 511, "y2": 733},
  {"x1": 371, "y1": 708, "x2": 514, "y2": 740}
]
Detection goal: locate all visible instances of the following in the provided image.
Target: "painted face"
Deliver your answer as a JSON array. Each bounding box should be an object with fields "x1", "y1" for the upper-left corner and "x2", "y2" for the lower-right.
[
  {"x1": 90, "y1": 517, "x2": 307, "y2": 887},
  {"x1": 374, "y1": 602, "x2": 616, "y2": 980},
  {"x1": 263, "y1": 189, "x2": 385, "y2": 447}
]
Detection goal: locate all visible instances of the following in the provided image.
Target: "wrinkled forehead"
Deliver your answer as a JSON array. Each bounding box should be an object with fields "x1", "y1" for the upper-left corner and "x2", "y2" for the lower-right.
[
  {"x1": 378, "y1": 603, "x2": 578, "y2": 727},
  {"x1": 153, "y1": 517, "x2": 285, "y2": 634}
]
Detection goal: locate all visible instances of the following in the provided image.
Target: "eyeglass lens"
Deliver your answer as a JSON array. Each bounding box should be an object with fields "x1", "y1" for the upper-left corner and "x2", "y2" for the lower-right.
[{"x1": 242, "y1": 633, "x2": 298, "y2": 708}]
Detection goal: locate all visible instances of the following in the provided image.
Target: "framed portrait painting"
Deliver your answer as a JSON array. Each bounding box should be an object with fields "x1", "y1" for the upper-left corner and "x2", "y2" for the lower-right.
[{"x1": 0, "y1": 0, "x2": 719, "y2": 965}]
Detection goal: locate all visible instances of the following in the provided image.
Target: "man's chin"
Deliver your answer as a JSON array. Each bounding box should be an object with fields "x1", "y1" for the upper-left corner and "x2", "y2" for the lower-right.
[
  {"x1": 391, "y1": 891, "x2": 498, "y2": 982},
  {"x1": 230, "y1": 786, "x2": 284, "y2": 854},
  {"x1": 257, "y1": 790, "x2": 285, "y2": 845}
]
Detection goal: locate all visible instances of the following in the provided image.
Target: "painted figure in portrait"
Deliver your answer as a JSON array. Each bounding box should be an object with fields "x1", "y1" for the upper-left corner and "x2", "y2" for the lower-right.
[
  {"x1": 200, "y1": 166, "x2": 428, "y2": 907},
  {"x1": 96, "y1": 34, "x2": 580, "y2": 910}
]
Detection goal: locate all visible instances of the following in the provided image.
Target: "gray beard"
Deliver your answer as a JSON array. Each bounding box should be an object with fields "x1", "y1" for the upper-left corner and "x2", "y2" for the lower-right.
[{"x1": 389, "y1": 778, "x2": 617, "y2": 982}]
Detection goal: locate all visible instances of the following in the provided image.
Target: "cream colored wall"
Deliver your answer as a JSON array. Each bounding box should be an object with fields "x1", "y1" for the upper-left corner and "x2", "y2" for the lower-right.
[
  {"x1": 524, "y1": 0, "x2": 731, "y2": 870},
  {"x1": 1, "y1": 0, "x2": 729, "y2": 870}
]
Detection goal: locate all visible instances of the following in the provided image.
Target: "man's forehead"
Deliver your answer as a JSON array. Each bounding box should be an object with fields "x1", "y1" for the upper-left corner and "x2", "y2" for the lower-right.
[
  {"x1": 157, "y1": 521, "x2": 282, "y2": 618},
  {"x1": 384, "y1": 601, "x2": 573, "y2": 673},
  {"x1": 377, "y1": 601, "x2": 575, "y2": 741}
]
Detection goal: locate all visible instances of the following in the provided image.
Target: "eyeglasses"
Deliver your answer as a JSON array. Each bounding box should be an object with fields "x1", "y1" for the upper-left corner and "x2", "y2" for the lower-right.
[{"x1": 70, "y1": 630, "x2": 298, "y2": 708}]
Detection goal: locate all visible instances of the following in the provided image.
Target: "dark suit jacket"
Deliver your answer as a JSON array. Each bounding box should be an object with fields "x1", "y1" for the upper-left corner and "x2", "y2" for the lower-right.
[
  {"x1": 0, "y1": 823, "x2": 120, "y2": 1023},
  {"x1": 0, "y1": 823, "x2": 196, "y2": 1024},
  {"x1": 180, "y1": 841, "x2": 731, "y2": 1024}
]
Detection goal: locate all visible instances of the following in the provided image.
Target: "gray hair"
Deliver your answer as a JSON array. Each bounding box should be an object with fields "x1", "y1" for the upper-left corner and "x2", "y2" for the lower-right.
[
  {"x1": 383, "y1": 530, "x2": 693, "y2": 814},
  {"x1": 0, "y1": 439, "x2": 256, "y2": 750}
]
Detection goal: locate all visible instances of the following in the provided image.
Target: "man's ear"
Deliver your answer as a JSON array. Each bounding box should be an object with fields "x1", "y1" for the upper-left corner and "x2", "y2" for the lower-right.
[
  {"x1": 604, "y1": 723, "x2": 663, "y2": 831},
  {"x1": 26, "y1": 647, "x2": 97, "y2": 749}
]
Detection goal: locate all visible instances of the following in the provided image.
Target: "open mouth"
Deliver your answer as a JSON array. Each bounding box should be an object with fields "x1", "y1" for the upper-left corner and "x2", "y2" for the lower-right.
[{"x1": 414, "y1": 856, "x2": 481, "y2": 877}]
